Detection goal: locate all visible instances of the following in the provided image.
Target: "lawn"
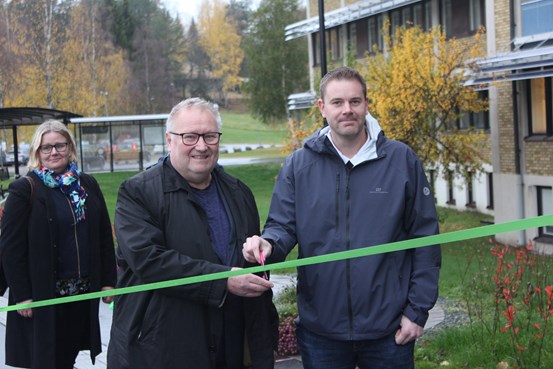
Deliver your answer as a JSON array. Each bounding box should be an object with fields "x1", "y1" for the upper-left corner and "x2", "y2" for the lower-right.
[{"x1": 219, "y1": 110, "x2": 288, "y2": 145}]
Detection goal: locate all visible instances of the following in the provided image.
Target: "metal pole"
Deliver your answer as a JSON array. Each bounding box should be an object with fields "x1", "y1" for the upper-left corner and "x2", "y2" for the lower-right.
[
  {"x1": 318, "y1": 0, "x2": 328, "y2": 126},
  {"x1": 318, "y1": 0, "x2": 327, "y2": 78}
]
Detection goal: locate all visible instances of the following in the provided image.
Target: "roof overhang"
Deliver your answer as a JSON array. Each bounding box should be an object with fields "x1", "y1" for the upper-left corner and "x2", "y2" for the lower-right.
[
  {"x1": 0, "y1": 107, "x2": 82, "y2": 127},
  {"x1": 71, "y1": 114, "x2": 169, "y2": 124},
  {"x1": 288, "y1": 92, "x2": 317, "y2": 111},
  {"x1": 285, "y1": 0, "x2": 421, "y2": 41},
  {"x1": 465, "y1": 45, "x2": 553, "y2": 86}
]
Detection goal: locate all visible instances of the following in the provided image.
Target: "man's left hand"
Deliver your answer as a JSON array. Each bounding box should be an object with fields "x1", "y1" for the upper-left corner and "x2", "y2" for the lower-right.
[
  {"x1": 227, "y1": 267, "x2": 274, "y2": 297},
  {"x1": 395, "y1": 315, "x2": 423, "y2": 345}
]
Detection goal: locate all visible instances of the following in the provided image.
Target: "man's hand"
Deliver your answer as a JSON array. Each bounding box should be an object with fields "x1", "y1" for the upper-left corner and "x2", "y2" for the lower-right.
[
  {"x1": 242, "y1": 235, "x2": 272, "y2": 264},
  {"x1": 227, "y1": 267, "x2": 273, "y2": 297},
  {"x1": 395, "y1": 315, "x2": 424, "y2": 345},
  {"x1": 16, "y1": 299, "x2": 33, "y2": 319}
]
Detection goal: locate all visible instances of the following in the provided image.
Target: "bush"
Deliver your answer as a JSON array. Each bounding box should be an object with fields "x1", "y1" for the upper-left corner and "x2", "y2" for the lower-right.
[{"x1": 274, "y1": 284, "x2": 299, "y2": 356}]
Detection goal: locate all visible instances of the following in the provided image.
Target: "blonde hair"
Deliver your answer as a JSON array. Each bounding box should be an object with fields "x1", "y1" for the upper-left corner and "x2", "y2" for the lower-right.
[{"x1": 28, "y1": 119, "x2": 78, "y2": 170}]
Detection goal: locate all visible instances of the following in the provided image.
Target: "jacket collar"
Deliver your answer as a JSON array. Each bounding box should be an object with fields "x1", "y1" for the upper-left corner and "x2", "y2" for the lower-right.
[
  {"x1": 160, "y1": 156, "x2": 237, "y2": 194},
  {"x1": 306, "y1": 112, "x2": 384, "y2": 161}
]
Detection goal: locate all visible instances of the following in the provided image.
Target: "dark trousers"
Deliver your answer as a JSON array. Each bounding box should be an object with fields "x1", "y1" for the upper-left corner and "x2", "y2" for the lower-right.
[
  {"x1": 55, "y1": 300, "x2": 91, "y2": 369},
  {"x1": 296, "y1": 324, "x2": 415, "y2": 369}
]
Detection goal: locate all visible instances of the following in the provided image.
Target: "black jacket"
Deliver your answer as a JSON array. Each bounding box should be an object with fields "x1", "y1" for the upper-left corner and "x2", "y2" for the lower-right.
[
  {"x1": 1, "y1": 171, "x2": 117, "y2": 369},
  {"x1": 107, "y1": 159, "x2": 278, "y2": 369}
]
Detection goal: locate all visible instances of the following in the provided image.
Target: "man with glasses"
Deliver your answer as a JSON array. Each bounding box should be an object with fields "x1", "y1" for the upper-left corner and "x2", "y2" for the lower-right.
[{"x1": 108, "y1": 98, "x2": 278, "y2": 369}]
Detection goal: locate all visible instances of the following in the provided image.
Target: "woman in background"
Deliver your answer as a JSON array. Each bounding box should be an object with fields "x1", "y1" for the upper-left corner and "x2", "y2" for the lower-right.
[{"x1": 0, "y1": 119, "x2": 117, "y2": 369}]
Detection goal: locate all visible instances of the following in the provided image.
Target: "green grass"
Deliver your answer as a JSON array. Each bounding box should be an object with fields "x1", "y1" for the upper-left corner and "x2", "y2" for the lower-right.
[
  {"x1": 219, "y1": 111, "x2": 288, "y2": 145},
  {"x1": 220, "y1": 146, "x2": 287, "y2": 159}
]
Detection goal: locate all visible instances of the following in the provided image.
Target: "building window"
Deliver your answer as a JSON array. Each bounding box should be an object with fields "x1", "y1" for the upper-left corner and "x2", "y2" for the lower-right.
[
  {"x1": 454, "y1": 91, "x2": 489, "y2": 130},
  {"x1": 466, "y1": 173, "x2": 475, "y2": 208},
  {"x1": 487, "y1": 172, "x2": 494, "y2": 209},
  {"x1": 447, "y1": 170, "x2": 456, "y2": 205},
  {"x1": 521, "y1": 0, "x2": 553, "y2": 37},
  {"x1": 312, "y1": 32, "x2": 320, "y2": 66},
  {"x1": 537, "y1": 186, "x2": 553, "y2": 237},
  {"x1": 527, "y1": 77, "x2": 553, "y2": 136},
  {"x1": 327, "y1": 27, "x2": 341, "y2": 61},
  {"x1": 390, "y1": 1, "x2": 431, "y2": 38},
  {"x1": 350, "y1": 19, "x2": 368, "y2": 58},
  {"x1": 368, "y1": 14, "x2": 384, "y2": 53},
  {"x1": 441, "y1": 0, "x2": 485, "y2": 38}
]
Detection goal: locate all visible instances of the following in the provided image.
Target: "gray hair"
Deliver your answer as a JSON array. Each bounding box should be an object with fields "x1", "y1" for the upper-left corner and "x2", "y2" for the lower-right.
[
  {"x1": 28, "y1": 119, "x2": 78, "y2": 170},
  {"x1": 166, "y1": 98, "x2": 222, "y2": 132}
]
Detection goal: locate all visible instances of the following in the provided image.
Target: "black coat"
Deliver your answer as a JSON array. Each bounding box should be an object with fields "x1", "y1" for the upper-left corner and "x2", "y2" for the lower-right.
[
  {"x1": 107, "y1": 159, "x2": 278, "y2": 369},
  {"x1": 0, "y1": 171, "x2": 117, "y2": 369}
]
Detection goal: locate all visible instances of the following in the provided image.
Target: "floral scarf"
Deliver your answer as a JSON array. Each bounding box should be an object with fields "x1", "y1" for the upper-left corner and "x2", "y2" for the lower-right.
[{"x1": 34, "y1": 162, "x2": 88, "y2": 223}]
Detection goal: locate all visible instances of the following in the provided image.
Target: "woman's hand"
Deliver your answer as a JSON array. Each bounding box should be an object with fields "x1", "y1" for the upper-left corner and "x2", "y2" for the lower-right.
[
  {"x1": 101, "y1": 286, "x2": 115, "y2": 304},
  {"x1": 16, "y1": 299, "x2": 33, "y2": 318}
]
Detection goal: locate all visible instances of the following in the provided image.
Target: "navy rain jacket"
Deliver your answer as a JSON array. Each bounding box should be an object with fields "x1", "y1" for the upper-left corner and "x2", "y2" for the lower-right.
[{"x1": 263, "y1": 116, "x2": 441, "y2": 340}]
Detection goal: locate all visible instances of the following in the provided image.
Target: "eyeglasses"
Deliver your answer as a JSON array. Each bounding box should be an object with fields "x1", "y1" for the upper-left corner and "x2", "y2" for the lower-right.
[
  {"x1": 39, "y1": 142, "x2": 69, "y2": 154},
  {"x1": 169, "y1": 132, "x2": 222, "y2": 146}
]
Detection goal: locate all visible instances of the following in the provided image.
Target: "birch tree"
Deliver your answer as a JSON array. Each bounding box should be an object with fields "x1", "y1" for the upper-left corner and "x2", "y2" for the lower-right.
[{"x1": 198, "y1": 0, "x2": 243, "y2": 105}]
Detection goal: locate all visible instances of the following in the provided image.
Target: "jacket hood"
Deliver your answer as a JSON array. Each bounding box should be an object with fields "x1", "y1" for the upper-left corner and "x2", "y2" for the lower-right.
[{"x1": 305, "y1": 112, "x2": 383, "y2": 160}]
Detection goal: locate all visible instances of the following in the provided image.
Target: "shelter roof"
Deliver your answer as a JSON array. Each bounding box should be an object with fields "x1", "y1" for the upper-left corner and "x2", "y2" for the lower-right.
[{"x1": 0, "y1": 107, "x2": 82, "y2": 127}]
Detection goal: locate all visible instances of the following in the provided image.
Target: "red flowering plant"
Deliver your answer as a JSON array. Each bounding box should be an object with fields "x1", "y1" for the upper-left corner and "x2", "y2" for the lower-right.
[
  {"x1": 491, "y1": 240, "x2": 553, "y2": 368},
  {"x1": 274, "y1": 285, "x2": 299, "y2": 357}
]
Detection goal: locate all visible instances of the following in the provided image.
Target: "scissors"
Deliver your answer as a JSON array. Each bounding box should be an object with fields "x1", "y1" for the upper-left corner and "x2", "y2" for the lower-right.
[{"x1": 259, "y1": 251, "x2": 269, "y2": 280}]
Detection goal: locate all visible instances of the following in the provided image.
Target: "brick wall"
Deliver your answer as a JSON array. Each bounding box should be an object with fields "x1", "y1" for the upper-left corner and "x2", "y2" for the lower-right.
[
  {"x1": 526, "y1": 142, "x2": 553, "y2": 175},
  {"x1": 494, "y1": 0, "x2": 517, "y2": 174},
  {"x1": 497, "y1": 82, "x2": 516, "y2": 173}
]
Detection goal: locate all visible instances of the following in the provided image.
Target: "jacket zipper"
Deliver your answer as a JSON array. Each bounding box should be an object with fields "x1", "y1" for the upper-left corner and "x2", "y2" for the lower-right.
[
  {"x1": 345, "y1": 167, "x2": 354, "y2": 338},
  {"x1": 335, "y1": 173, "x2": 340, "y2": 230},
  {"x1": 66, "y1": 197, "x2": 81, "y2": 277}
]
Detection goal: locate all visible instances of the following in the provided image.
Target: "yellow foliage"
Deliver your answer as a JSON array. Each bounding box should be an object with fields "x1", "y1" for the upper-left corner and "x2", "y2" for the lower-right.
[
  {"x1": 54, "y1": 2, "x2": 129, "y2": 116},
  {"x1": 198, "y1": 0, "x2": 243, "y2": 96},
  {"x1": 362, "y1": 23, "x2": 488, "y2": 176},
  {"x1": 283, "y1": 104, "x2": 322, "y2": 153}
]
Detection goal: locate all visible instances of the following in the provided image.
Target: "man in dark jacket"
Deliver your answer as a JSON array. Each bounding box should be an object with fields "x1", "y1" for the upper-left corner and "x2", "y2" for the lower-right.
[
  {"x1": 108, "y1": 98, "x2": 278, "y2": 369},
  {"x1": 243, "y1": 67, "x2": 441, "y2": 369}
]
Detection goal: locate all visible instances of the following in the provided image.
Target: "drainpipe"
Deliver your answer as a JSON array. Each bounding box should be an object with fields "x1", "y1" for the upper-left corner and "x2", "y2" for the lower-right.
[
  {"x1": 512, "y1": 80, "x2": 526, "y2": 246},
  {"x1": 510, "y1": 0, "x2": 526, "y2": 245}
]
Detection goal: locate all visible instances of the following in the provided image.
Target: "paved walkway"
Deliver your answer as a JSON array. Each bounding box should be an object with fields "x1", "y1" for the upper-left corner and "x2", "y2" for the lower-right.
[{"x1": 0, "y1": 274, "x2": 444, "y2": 369}]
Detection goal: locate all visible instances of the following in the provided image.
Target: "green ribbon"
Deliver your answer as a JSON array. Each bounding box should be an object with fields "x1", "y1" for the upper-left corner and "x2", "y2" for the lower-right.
[{"x1": 2, "y1": 213, "x2": 552, "y2": 313}]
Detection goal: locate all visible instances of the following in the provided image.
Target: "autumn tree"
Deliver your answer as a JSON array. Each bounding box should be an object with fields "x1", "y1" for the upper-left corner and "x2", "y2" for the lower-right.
[
  {"x1": 198, "y1": 0, "x2": 243, "y2": 105},
  {"x1": 244, "y1": 0, "x2": 308, "y2": 123},
  {"x1": 6, "y1": 0, "x2": 64, "y2": 108},
  {"x1": 183, "y1": 19, "x2": 211, "y2": 99},
  {"x1": 0, "y1": 0, "x2": 21, "y2": 107},
  {"x1": 362, "y1": 25, "x2": 488, "y2": 177},
  {"x1": 54, "y1": 0, "x2": 129, "y2": 116}
]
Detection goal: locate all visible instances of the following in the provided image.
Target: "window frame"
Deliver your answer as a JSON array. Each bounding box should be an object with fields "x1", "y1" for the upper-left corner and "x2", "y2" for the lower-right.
[
  {"x1": 440, "y1": 0, "x2": 485, "y2": 38},
  {"x1": 537, "y1": 186, "x2": 553, "y2": 238},
  {"x1": 526, "y1": 77, "x2": 553, "y2": 137}
]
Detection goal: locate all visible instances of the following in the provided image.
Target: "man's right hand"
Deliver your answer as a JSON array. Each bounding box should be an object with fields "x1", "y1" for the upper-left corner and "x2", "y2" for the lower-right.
[{"x1": 242, "y1": 235, "x2": 272, "y2": 264}]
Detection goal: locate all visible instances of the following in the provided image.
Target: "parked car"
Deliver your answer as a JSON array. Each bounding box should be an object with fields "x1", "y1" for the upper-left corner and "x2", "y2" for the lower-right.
[
  {"x1": 106, "y1": 140, "x2": 150, "y2": 163},
  {"x1": 5, "y1": 150, "x2": 28, "y2": 166}
]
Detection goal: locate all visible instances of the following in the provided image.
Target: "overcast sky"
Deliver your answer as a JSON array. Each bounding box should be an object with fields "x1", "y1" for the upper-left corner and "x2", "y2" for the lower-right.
[{"x1": 161, "y1": 0, "x2": 264, "y2": 25}]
